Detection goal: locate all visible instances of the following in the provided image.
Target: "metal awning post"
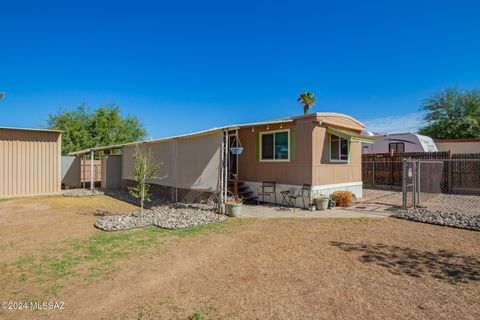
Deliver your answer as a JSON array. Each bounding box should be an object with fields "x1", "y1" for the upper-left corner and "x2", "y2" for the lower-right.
[
  {"x1": 90, "y1": 150, "x2": 94, "y2": 193},
  {"x1": 225, "y1": 133, "x2": 229, "y2": 204},
  {"x1": 220, "y1": 130, "x2": 229, "y2": 214},
  {"x1": 82, "y1": 154, "x2": 86, "y2": 189}
]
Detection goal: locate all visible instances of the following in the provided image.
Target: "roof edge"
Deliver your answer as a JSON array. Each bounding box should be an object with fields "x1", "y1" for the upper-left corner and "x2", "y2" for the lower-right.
[
  {"x1": 68, "y1": 119, "x2": 295, "y2": 156},
  {"x1": 0, "y1": 126, "x2": 63, "y2": 133}
]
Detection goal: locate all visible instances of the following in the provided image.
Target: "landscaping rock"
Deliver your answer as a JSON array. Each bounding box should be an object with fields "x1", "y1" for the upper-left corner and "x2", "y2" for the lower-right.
[
  {"x1": 95, "y1": 212, "x2": 154, "y2": 231},
  {"x1": 393, "y1": 208, "x2": 480, "y2": 231},
  {"x1": 63, "y1": 189, "x2": 104, "y2": 197},
  {"x1": 95, "y1": 203, "x2": 227, "y2": 231}
]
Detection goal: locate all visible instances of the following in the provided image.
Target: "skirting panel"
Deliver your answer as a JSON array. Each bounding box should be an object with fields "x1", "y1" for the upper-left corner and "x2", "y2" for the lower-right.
[{"x1": 242, "y1": 181, "x2": 363, "y2": 208}]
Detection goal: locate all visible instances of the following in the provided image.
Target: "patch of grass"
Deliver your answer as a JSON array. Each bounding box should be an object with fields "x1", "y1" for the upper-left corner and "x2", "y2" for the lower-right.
[
  {"x1": 174, "y1": 217, "x2": 247, "y2": 237},
  {"x1": 186, "y1": 301, "x2": 225, "y2": 320},
  {"x1": 188, "y1": 309, "x2": 207, "y2": 320},
  {"x1": 2, "y1": 219, "x2": 246, "y2": 299}
]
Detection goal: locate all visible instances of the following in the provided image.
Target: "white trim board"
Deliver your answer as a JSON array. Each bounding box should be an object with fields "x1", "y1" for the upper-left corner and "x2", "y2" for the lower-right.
[
  {"x1": 242, "y1": 181, "x2": 363, "y2": 208},
  {"x1": 311, "y1": 181, "x2": 363, "y2": 190}
]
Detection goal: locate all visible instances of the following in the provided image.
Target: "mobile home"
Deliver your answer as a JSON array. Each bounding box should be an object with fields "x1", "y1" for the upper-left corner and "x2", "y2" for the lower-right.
[
  {"x1": 70, "y1": 113, "x2": 374, "y2": 208},
  {"x1": 362, "y1": 133, "x2": 438, "y2": 154}
]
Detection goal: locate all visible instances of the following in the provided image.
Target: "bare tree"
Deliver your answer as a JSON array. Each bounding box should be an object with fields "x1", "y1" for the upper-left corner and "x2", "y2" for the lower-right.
[{"x1": 129, "y1": 147, "x2": 165, "y2": 214}]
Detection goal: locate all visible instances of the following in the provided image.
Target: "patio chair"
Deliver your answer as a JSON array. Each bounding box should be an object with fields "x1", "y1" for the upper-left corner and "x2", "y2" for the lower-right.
[
  {"x1": 257, "y1": 181, "x2": 277, "y2": 205},
  {"x1": 287, "y1": 184, "x2": 312, "y2": 210}
]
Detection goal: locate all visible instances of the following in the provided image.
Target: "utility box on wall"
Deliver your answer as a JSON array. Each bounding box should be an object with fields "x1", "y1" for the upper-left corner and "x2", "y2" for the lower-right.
[{"x1": 101, "y1": 155, "x2": 122, "y2": 190}]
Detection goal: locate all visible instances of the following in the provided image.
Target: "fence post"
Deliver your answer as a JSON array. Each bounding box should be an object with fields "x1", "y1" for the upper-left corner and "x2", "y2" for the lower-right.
[
  {"x1": 412, "y1": 160, "x2": 417, "y2": 209},
  {"x1": 417, "y1": 161, "x2": 421, "y2": 205},
  {"x1": 402, "y1": 158, "x2": 407, "y2": 210},
  {"x1": 372, "y1": 161, "x2": 375, "y2": 188}
]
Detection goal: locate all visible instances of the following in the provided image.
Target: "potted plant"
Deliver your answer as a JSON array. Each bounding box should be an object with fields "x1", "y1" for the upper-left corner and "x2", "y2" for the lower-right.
[
  {"x1": 308, "y1": 203, "x2": 316, "y2": 211},
  {"x1": 226, "y1": 195, "x2": 243, "y2": 217},
  {"x1": 314, "y1": 197, "x2": 330, "y2": 211}
]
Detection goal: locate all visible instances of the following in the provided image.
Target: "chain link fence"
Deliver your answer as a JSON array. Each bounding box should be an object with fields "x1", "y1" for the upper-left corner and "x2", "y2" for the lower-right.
[
  {"x1": 362, "y1": 159, "x2": 480, "y2": 215},
  {"x1": 410, "y1": 159, "x2": 480, "y2": 215},
  {"x1": 362, "y1": 161, "x2": 405, "y2": 207}
]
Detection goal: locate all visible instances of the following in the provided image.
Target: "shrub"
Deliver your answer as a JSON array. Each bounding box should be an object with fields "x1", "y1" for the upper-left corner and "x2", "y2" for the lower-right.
[{"x1": 330, "y1": 191, "x2": 354, "y2": 207}]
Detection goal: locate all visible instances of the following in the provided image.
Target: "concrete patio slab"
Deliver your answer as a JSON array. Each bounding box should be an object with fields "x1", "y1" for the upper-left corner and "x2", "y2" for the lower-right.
[{"x1": 240, "y1": 203, "x2": 393, "y2": 218}]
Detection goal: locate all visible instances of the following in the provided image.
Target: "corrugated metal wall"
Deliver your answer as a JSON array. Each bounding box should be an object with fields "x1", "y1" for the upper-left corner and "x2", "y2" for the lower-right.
[
  {"x1": 122, "y1": 131, "x2": 223, "y2": 192},
  {"x1": 0, "y1": 128, "x2": 62, "y2": 198}
]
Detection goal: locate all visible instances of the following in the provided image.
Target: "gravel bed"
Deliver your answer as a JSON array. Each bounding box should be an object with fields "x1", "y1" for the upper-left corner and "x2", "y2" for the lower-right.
[
  {"x1": 95, "y1": 203, "x2": 227, "y2": 231},
  {"x1": 63, "y1": 189, "x2": 104, "y2": 197},
  {"x1": 393, "y1": 208, "x2": 480, "y2": 231},
  {"x1": 95, "y1": 212, "x2": 154, "y2": 231}
]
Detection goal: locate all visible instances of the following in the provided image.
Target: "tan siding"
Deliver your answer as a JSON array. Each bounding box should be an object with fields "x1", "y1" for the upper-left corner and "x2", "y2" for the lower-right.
[
  {"x1": 312, "y1": 125, "x2": 363, "y2": 185},
  {"x1": 122, "y1": 132, "x2": 222, "y2": 191},
  {"x1": 0, "y1": 129, "x2": 61, "y2": 198},
  {"x1": 238, "y1": 119, "x2": 363, "y2": 187},
  {"x1": 237, "y1": 119, "x2": 315, "y2": 185}
]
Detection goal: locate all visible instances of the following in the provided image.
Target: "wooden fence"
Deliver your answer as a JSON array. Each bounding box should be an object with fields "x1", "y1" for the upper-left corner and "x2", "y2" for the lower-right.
[
  {"x1": 81, "y1": 160, "x2": 102, "y2": 182},
  {"x1": 362, "y1": 152, "x2": 480, "y2": 193}
]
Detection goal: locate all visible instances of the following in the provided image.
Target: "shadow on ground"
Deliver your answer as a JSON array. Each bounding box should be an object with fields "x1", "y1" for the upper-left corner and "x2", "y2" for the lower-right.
[{"x1": 330, "y1": 241, "x2": 480, "y2": 284}]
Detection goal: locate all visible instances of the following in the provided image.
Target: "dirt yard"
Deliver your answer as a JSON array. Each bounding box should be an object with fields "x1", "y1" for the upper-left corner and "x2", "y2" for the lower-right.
[{"x1": 1, "y1": 196, "x2": 480, "y2": 320}]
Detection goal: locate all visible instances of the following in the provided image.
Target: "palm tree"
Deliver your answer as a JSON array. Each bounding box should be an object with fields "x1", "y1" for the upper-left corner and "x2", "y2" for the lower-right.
[
  {"x1": 0, "y1": 92, "x2": 5, "y2": 100},
  {"x1": 297, "y1": 92, "x2": 316, "y2": 115}
]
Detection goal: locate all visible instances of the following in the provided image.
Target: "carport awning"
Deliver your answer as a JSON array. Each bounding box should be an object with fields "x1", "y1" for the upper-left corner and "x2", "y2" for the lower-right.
[{"x1": 326, "y1": 127, "x2": 374, "y2": 144}]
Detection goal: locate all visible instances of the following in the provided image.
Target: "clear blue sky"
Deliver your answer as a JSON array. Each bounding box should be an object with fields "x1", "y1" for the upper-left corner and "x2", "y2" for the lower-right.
[{"x1": 1, "y1": 0, "x2": 479, "y2": 137}]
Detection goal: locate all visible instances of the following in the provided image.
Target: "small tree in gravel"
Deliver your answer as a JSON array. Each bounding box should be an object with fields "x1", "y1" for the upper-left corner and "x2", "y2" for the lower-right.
[{"x1": 129, "y1": 147, "x2": 164, "y2": 214}]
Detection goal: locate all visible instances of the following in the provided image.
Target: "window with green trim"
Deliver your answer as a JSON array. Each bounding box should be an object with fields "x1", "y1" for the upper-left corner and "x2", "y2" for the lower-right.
[
  {"x1": 330, "y1": 134, "x2": 349, "y2": 162},
  {"x1": 260, "y1": 130, "x2": 290, "y2": 161}
]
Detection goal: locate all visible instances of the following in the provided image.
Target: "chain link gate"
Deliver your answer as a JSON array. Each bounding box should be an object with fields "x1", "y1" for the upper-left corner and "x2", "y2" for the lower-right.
[{"x1": 402, "y1": 158, "x2": 480, "y2": 214}]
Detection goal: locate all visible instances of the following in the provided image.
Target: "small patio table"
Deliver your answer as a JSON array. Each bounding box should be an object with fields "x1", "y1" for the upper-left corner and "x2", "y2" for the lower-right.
[{"x1": 280, "y1": 190, "x2": 292, "y2": 207}]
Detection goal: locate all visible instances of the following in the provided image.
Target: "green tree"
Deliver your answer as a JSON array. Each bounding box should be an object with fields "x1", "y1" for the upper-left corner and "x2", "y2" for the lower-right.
[
  {"x1": 47, "y1": 104, "x2": 146, "y2": 155},
  {"x1": 297, "y1": 92, "x2": 316, "y2": 115},
  {"x1": 129, "y1": 147, "x2": 164, "y2": 213},
  {"x1": 418, "y1": 88, "x2": 480, "y2": 139}
]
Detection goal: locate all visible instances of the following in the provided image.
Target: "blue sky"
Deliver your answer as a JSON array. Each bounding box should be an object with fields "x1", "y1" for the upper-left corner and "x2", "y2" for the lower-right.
[{"x1": 1, "y1": 0, "x2": 479, "y2": 137}]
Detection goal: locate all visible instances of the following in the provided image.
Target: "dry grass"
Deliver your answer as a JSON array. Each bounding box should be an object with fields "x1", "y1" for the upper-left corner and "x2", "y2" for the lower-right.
[{"x1": 0, "y1": 196, "x2": 480, "y2": 320}]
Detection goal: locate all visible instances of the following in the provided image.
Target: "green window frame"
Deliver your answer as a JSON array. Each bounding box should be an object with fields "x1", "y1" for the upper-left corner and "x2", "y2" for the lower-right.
[{"x1": 259, "y1": 129, "x2": 290, "y2": 162}]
